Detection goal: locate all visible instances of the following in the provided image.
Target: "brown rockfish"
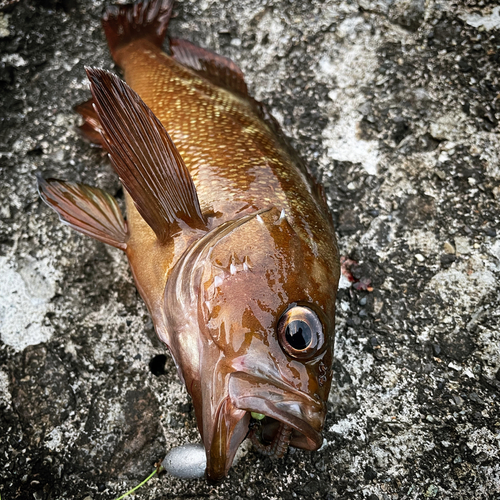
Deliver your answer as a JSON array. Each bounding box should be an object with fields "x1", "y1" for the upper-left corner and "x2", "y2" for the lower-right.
[{"x1": 38, "y1": 0, "x2": 340, "y2": 481}]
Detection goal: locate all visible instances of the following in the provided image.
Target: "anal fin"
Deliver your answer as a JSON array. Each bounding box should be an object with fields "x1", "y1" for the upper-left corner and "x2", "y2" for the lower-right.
[
  {"x1": 74, "y1": 98, "x2": 104, "y2": 146},
  {"x1": 170, "y1": 38, "x2": 248, "y2": 97},
  {"x1": 37, "y1": 175, "x2": 128, "y2": 250}
]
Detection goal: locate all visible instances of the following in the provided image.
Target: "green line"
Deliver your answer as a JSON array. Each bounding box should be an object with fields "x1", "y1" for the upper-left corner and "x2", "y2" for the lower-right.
[{"x1": 115, "y1": 469, "x2": 157, "y2": 500}]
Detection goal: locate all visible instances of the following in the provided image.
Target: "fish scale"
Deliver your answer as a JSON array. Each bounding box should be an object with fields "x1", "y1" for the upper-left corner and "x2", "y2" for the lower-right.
[{"x1": 118, "y1": 40, "x2": 325, "y2": 232}]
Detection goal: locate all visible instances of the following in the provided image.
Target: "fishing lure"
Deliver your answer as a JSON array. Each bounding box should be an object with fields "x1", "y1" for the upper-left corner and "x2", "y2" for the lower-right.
[{"x1": 38, "y1": 0, "x2": 340, "y2": 481}]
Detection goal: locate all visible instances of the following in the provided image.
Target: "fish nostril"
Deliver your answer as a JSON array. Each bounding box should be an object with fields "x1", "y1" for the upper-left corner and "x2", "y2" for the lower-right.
[{"x1": 149, "y1": 354, "x2": 167, "y2": 376}]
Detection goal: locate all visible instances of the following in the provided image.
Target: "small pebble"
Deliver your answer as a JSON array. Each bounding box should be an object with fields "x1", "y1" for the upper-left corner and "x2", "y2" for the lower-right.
[
  {"x1": 426, "y1": 484, "x2": 439, "y2": 497},
  {"x1": 364, "y1": 466, "x2": 377, "y2": 481},
  {"x1": 440, "y1": 254, "x2": 456, "y2": 268},
  {"x1": 469, "y1": 392, "x2": 484, "y2": 404},
  {"x1": 435, "y1": 169, "x2": 446, "y2": 180},
  {"x1": 162, "y1": 443, "x2": 206, "y2": 479},
  {"x1": 443, "y1": 241, "x2": 455, "y2": 254},
  {"x1": 415, "y1": 253, "x2": 425, "y2": 262},
  {"x1": 454, "y1": 236, "x2": 470, "y2": 254}
]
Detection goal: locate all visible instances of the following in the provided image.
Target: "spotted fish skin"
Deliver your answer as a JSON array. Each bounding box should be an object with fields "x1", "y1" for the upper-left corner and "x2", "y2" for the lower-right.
[
  {"x1": 38, "y1": 0, "x2": 340, "y2": 482},
  {"x1": 118, "y1": 39, "x2": 335, "y2": 253}
]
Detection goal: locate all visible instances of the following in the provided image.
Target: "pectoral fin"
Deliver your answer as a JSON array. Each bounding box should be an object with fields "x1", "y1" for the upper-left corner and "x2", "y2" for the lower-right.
[
  {"x1": 86, "y1": 67, "x2": 207, "y2": 244},
  {"x1": 37, "y1": 175, "x2": 128, "y2": 250}
]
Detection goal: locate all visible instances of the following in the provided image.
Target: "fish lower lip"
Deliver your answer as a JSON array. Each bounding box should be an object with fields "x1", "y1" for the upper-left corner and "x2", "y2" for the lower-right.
[
  {"x1": 228, "y1": 372, "x2": 325, "y2": 451},
  {"x1": 206, "y1": 397, "x2": 249, "y2": 482}
]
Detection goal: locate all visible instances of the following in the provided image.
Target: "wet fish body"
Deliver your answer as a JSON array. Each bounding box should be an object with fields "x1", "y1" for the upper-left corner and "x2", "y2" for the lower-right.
[{"x1": 38, "y1": 0, "x2": 340, "y2": 481}]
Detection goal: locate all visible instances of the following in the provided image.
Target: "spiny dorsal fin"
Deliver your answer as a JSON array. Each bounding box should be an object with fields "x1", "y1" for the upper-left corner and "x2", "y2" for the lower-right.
[
  {"x1": 170, "y1": 38, "x2": 248, "y2": 97},
  {"x1": 102, "y1": 0, "x2": 174, "y2": 64},
  {"x1": 86, "y1": 67, "x2": 207, "y2": 243},
  {"x1": 74, "y1": 97, "x2": 104, "y2": 146},
  {"x1": 37, "y1": 175, "x2": 128, "y2": 250}
]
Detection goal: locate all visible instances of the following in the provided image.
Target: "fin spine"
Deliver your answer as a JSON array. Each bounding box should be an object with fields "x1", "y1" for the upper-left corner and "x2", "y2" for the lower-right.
[
  {"x1": 102, "y1": 0, "x2": 174, "y2": 63},
  {"x1": 86, "y1": 67, "x2": 207, "y2": 243},
  {"x1": 170, "y1": 37, "x2": 248, "y2": 97}
]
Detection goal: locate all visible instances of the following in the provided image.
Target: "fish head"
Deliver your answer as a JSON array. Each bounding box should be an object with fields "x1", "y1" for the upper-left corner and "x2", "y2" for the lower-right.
[{"x1": 164, "y1": 207, "x2": 339, "y2": 481}]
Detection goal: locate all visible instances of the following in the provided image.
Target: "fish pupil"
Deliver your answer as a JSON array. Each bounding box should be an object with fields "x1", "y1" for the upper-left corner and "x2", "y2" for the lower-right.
[{"x1": 285, "y1": 320, "x2": 312, "y2": 350}]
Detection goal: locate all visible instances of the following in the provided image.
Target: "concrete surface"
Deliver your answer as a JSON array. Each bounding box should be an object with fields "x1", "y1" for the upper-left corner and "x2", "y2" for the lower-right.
[{"x1": 0, "y1": 0, "x2": 499, "y2": 499}]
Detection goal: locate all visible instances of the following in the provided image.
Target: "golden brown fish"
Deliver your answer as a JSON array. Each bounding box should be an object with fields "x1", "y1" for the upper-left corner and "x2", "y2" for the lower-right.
[{"x1": 38, "y1": 0, "x2": 340, "y2": 481}]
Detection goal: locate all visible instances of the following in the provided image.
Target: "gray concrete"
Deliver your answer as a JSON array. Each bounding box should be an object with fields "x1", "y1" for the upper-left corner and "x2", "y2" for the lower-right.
[{"x1": 0, "y1": 0, "x2": 499, "y2": 499}]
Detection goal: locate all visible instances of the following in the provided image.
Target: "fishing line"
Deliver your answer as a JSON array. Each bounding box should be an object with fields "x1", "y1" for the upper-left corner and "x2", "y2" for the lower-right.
[{"x1": 114, "y1": 468, "x2": 159, "y2": 500}]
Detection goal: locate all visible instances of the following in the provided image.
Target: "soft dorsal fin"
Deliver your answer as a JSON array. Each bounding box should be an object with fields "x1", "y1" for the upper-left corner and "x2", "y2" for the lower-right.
[
  {"x1": 74, "y1": 98, "x2": 104, "y2": 146},
  {"x1": 170, "y1": 38, "x2": 248, "y2": 97},
  {"x1": 86, "y1": 67, "x2": 207, "y2": 243},
  {"x1": 37, "y1": 176, "x2": 128, "y2": 250}
]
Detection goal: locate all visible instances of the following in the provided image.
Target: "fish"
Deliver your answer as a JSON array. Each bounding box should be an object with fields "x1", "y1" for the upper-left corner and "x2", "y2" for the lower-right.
[{"x1": 37, "y1": 0, "x2": 340, "y2": 482}]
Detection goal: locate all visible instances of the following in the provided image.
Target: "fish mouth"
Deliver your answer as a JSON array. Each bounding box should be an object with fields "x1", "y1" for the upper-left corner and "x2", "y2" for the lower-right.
[
  {"x1": 206, "y1": 372, "x2": 325, "y2": 481},
  {"x1": 249, "y1": 418, "x2": 294, "y2": 459},
  {"x1": 228, "y1": 371, "x2": 325, "y2": 452}
]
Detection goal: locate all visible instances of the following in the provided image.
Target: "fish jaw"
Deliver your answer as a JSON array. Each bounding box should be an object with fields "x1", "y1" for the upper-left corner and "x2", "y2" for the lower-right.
[
  {"x1": 202, "y1": 369, "x2": 326, "y2": 481},
  {"x1": 205, "y1": 397, "x2": 250, "y2": 482},
  {"x1": 227, "y1": 371, "x2": 325, "y2": 451}
]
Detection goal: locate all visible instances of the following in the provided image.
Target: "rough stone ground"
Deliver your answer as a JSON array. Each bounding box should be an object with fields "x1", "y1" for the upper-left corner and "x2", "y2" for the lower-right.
[{"x1": 0, "y1": 0, "x2": 499, "y2": 499}]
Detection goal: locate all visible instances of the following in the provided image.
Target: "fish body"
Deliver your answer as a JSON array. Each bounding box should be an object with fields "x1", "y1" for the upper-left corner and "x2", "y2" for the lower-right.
[{"x1": 38, "y1": 0, "x2": 340, "y2": 481}]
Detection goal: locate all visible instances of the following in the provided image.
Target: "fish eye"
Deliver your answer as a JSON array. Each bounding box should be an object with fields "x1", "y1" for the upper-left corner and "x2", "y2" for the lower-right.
[{"x1": 277, "y1": 306, "x2": 324, "y2": 359}]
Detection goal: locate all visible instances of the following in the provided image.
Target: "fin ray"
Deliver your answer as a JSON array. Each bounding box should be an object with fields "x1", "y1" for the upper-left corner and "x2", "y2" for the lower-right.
[
  {"x1": 170, "y1": 38, "x2": 248, "y2": 97},
  {"x1": 74, "y1": 98, "x2": 104, "y2": 146},
  {"x1": 86, "y1": 67, "x2": 207, "y2": 243},
  {"x1": 102, "y1": 0, "x2": 174, "y2": 63},
  {"x1": 37, "y1": 176, "x2": 128, "y2": 250}
]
